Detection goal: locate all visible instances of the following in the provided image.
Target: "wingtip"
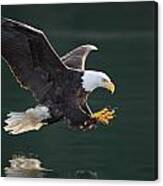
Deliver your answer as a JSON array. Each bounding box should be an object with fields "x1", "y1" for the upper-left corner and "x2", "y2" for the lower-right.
[{"x1": 83, "y1": 44, "x2": 98, "y2": 51}]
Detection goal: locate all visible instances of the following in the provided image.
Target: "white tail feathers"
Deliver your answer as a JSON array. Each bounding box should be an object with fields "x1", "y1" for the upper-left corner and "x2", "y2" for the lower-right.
[{"x1": 4, "y1": 106, "x2": 51, "y2": 135}]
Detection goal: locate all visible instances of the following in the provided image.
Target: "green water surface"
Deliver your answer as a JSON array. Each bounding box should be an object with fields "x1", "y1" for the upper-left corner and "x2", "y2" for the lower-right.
[{"x1": 1, "y1": 2, "x2": 157, "y2": 180}]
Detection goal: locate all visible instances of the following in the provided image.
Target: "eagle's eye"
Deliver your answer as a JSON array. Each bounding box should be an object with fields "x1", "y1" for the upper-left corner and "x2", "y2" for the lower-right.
[{"x1": 102, "y1": 78, "x2": 108, "y2": 83}]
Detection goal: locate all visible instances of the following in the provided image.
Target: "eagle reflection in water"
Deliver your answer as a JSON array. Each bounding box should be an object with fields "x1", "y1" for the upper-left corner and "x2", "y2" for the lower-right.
[
  {"x1": 4, "y1": 154, "x2": 98, "y2": 179},
  {"x1": 4, "y1": 155, "x2": 51, "y2": 178}
]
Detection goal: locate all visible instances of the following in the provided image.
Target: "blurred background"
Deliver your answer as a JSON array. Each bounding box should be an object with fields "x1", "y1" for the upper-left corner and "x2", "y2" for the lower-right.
[{"x1": 1, "y1": 2, "x2": 157, "y2": 180}]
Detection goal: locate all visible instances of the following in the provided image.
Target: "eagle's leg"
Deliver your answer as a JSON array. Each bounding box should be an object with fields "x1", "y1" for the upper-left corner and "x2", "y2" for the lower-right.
[{"x1": 91, "y1": 108, "x2": 115, "y2": 125}]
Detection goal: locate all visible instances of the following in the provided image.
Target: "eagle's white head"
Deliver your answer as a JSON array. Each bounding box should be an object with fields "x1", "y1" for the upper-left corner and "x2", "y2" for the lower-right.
[{"x1": 81, "y1": 70, "x2": 115, "y2": 94}]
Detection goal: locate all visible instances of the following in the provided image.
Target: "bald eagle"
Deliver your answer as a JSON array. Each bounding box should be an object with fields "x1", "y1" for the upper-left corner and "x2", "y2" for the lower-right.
[{"x1": 2, "y1": 18, "x2": 116, "y2": 135}]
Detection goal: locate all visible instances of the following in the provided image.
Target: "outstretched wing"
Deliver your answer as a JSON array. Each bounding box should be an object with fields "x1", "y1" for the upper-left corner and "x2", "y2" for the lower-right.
[
  {"x1": 1, "y1": 18, "x2": 67, "y2": 101},
  {"x1": 61, "y1": 44, "x2": 98, "y2": 70}
]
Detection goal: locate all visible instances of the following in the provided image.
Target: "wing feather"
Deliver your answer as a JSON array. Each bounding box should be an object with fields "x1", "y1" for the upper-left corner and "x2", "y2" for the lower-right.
[
  {"x1": 1, "y1": 18, "x2": 67, "y2": 100},
  {"x1": 61, "y1": 44, "x2": 98, "y2": 70}
]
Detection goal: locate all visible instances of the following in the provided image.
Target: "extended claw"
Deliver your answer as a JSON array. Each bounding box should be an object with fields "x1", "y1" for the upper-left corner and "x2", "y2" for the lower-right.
[{"x1": 91, "y1": 108, "x2": 115, "y2": 125}]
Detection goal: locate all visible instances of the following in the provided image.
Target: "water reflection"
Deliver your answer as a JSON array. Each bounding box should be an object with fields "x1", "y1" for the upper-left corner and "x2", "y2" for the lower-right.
[
  {"x1": 74, "y1": 170, "x2": 98, "y2": 179},
  {"x1": 4, "y1": 154, "x2": 99, "y2": 179},
  {"x1": 4, "y1": 155, "x2": 52, "y2": 178}
]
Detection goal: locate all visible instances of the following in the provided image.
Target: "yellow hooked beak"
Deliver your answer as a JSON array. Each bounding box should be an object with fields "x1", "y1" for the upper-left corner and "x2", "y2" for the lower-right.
[{"x1": 104, "y1": 81, "x2": 115, "y2": 94}]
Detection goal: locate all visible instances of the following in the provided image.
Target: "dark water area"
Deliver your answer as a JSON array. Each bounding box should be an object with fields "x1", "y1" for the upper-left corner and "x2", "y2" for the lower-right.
[{"x1": 1, "y1": 2, "x2": 157, "y2": 180}]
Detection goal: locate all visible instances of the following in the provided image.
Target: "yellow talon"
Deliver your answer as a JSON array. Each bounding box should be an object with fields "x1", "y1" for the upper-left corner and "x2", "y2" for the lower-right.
[{"x1": 91, "y1": 108, "x2": 115, "y2": 126}]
